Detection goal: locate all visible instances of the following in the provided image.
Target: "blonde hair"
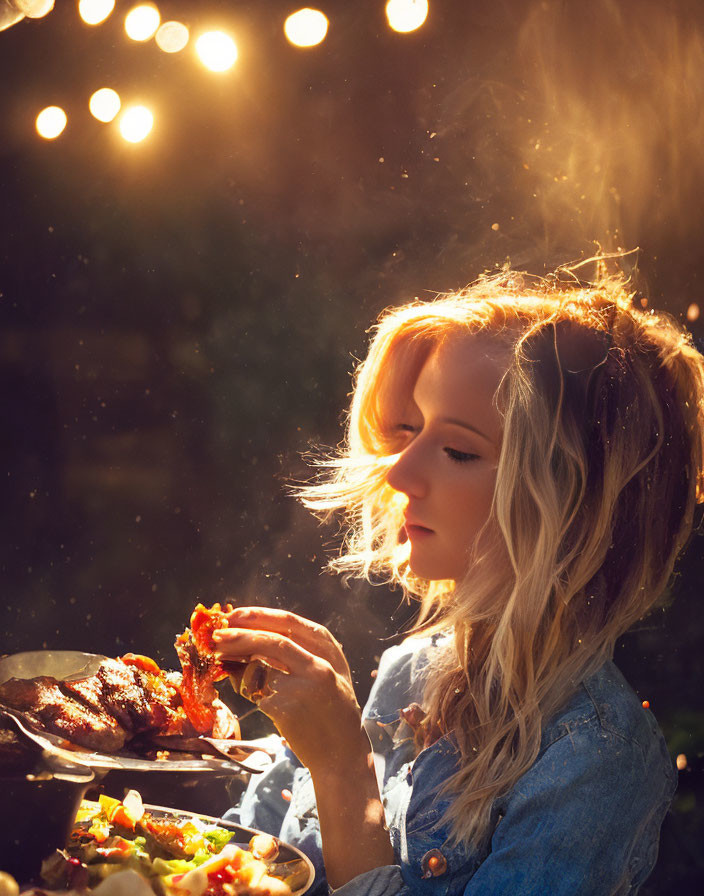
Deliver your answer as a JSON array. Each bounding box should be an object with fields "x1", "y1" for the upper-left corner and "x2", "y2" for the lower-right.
[{"x1": 298, "y1": 268, "x2": 704, "y2": 847}]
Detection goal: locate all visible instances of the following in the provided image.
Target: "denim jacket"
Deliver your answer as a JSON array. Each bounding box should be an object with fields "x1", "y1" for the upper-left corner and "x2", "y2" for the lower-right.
[{"x1": 224, "y1": 636, "x2": 677, "y2": 895}]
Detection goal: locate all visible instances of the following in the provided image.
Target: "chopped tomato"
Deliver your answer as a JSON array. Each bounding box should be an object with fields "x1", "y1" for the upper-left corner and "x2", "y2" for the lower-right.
[{"x1": 120, "y1": 652, "x2": 164, "y2": 676}]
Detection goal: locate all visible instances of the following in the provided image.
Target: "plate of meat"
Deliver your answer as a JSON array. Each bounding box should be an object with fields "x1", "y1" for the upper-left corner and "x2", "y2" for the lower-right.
[{"x1": 0, "y1": 605, "x2": 272, "y2": 776}]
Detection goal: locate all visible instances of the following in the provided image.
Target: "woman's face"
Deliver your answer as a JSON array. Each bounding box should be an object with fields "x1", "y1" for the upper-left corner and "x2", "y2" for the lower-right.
[{"x1": 385, "y1": 332, "x2": 507, "y2": 582}]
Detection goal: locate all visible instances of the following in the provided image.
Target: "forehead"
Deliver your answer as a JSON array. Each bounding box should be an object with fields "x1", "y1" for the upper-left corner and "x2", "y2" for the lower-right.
[{"x1": 413, "y1": 333, "x2": 509, "y2": 442}]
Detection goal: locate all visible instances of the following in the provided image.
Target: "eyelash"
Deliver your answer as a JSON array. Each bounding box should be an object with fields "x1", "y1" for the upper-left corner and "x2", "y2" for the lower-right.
[
  {"x1": 444, "y1": 448, "x2": 480, "y2": 464},
  {"x1": 395, "y1": 425, "x2": 480, "y2": 464}
]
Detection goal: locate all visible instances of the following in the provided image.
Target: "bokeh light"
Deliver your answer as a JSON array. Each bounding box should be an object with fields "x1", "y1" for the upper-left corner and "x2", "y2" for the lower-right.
[
  {"x1": 119, "y1": 105, "x2": 153, "y2": 143},
  {"x1": 35, "y1": 105, "x2": 67, "y2": 139},
  {"x1": 385, "y1": 0, "x2": 429, "y2": 34},
  {"x1": 155, "y1": 20, "x2": 189, "y2": 54},
  {"x1": 17, "y1": 0, "x2": 54, "y2": 18},
  {"x1": 284, "y1": 9, "x2": 328, "y2": 48},
  {"x1": 89, "y1": 87, "x2": 121, "y2": 123},
  {"x1": 686, "y1": 303, "x2": 700, "y2": 322},
  {"x1": 124, "y1": 4, "x2": 160, "y2": 42},
  {"x1": 78, "y1": 0, "x2": 115, "y2": 26},
  {"x1": 195, "y1": 31, "x2": 238, "y2": 72}
]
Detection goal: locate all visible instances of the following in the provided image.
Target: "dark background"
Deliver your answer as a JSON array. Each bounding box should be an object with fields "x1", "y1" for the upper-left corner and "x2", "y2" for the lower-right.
[{"x1": 1, "y1": 1, "x2": 703, "y2": 890}]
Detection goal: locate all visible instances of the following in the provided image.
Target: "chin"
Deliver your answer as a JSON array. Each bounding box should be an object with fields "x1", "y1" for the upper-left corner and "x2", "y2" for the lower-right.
[{"x1": 408, "y1": 558, "x2": 453, "y2": 582}]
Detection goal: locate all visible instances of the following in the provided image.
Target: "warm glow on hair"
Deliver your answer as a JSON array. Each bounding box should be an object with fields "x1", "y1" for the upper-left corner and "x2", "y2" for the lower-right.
[{"x1": 297, "y1": 267, "x2": 704, "y2": 846}]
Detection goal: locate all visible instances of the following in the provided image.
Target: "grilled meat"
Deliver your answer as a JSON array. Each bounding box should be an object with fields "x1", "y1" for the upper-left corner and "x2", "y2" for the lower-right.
[
  {"x1": 0, "y1": 605, "x2": 241, "y2": 754},
  {"x1": 0, "y1": 675, "x2": 128, "y2": 752},
  {"x1": 0, "y1": 657, "x2": 237, "y2": 753},
  {"x1": 93, "y1": 658, "x2": 176, "y2": 735}
]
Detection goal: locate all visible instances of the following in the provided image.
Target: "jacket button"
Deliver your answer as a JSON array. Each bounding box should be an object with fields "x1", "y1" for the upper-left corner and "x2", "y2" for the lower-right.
[{"x1": 421, "y1": 848, "x2": 448, "y2": 878}]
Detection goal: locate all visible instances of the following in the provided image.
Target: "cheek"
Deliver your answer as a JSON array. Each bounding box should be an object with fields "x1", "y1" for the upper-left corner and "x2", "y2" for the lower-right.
[{"x1": 449, "y1": 474, "x2": 496, "y2": 532}]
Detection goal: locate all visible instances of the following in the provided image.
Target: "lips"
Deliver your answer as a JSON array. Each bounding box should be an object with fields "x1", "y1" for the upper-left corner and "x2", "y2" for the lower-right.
[{"x1": 404, "y1": 518, "x2": 434, "y2": 536}]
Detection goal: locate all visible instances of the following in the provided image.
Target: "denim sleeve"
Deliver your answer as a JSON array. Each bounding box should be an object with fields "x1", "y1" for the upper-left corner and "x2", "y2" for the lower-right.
[
  {"x1": 330, "y1": 865, "x2": 408, "y2": 895},
  {"x1": 461, "y1": 722, "x2": 676, "y2": 896}
]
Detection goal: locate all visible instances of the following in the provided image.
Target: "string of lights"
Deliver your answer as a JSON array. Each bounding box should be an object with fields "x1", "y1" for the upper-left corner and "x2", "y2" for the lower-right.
[{"x1": 3, "y1": 1, "x2": 431, "y2": 144}]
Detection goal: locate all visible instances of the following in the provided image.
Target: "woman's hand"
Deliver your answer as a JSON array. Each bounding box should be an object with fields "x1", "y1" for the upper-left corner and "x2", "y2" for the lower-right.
[
  {"x1": 213, "y1": 606, "x2": 395, "y2": 887},
  {"x1": 212, "y1": 607, "x2": 362, "y2": 774}
]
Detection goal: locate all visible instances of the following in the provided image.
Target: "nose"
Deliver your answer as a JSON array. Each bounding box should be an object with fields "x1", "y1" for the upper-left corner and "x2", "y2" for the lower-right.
[{"x1": 385, "y1": 440, "x2": 428, "y2": 499}]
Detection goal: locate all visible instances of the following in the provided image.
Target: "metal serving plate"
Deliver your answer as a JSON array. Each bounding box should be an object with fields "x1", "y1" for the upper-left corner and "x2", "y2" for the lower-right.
[{"x1": 0, "y1": 650, "x2": 272, "y2": 775}]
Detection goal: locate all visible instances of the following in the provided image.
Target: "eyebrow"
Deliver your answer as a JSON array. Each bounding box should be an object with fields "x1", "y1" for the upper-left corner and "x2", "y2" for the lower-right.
[{"x1": 440, "y1": 417, "x2": 493, "y2": 443}]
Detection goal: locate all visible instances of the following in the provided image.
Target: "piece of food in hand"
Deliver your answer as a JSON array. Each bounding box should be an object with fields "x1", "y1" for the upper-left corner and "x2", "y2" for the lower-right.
[{"x1": 174, "y1": 602, "x2": 241, "y2": 736}]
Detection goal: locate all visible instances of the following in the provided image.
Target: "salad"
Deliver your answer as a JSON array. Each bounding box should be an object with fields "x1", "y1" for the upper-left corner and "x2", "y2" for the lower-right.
[{"x1": 38, "y1": 791, "x2": 306, "y2": 896}]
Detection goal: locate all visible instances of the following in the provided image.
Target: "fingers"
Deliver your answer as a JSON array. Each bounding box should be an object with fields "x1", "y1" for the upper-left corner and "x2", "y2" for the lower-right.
[
  {"x1": 222, "y1": 607, "x2": 351, "y2": 679},
  {"x1": 213, "y1": 626, "x2": 324, "y2": 679}
]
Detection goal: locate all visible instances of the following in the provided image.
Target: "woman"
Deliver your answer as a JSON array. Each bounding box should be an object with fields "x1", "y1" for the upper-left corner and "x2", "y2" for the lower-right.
[{"x1": 215, "y1": 269, "x2": 704, "y2": 894}]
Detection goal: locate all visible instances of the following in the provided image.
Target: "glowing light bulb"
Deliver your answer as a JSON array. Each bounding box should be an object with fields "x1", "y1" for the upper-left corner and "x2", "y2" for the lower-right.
[
  {"x1": 1, "y1": 0, "x2": 52, "y2": 30},
  {"x1": 284, "y1": 8, "x2": 328, "y2": 48},
  {"x1": 385, "y1": 0, "x2": 428, "y2": 33},
  {"x1": 78, "y1": 0, "x2": 115, "y2": 26},
  {"x1": 89, "y1": 87, "x2": 121, "y2": 123},
  {"x1": 119, "y1": 105, "x2": 153, "y2": 142},
  {"x1": 195, "y1": 31, "x2": 238, "y2": 72},
  {"x1": 124, "y1": 3, "x2": 160, "y2": 42},
  {"x1": 155, "y1": 20, "x2": 189, "y2": 53},
  {"x1": 16, "y1": 0, "x2": 54, "y2": 18},
  {"x1": 0, "y1": 5, "x2": 23, "y2": 31},
  {"x1": 36, "y1": 105, "x2": 67, "y2": 139}
]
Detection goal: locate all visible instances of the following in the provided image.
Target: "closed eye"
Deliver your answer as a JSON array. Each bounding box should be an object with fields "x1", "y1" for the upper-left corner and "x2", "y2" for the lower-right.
[
  {"x1": 395, "y1": 425, "x2": 479, "y2": 463},
  {"x1": 444, "y1": 448, "x2": 480, "y2": 463}
]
